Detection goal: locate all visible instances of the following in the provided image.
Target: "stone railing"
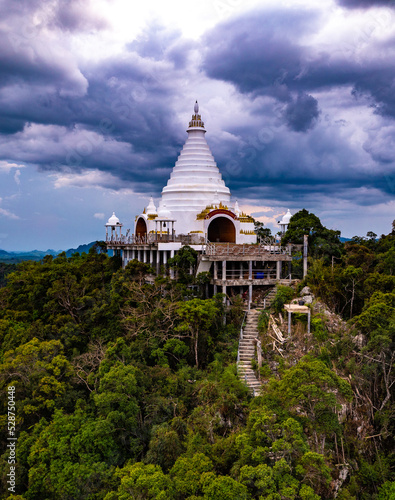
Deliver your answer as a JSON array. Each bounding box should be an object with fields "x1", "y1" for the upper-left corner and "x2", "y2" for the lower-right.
[
  {"x1": 204, "y1": 243, "x2": 291, "y2": 256},
  {"x1": 106, "y1": 233, "x2": 206, "y2": 246}
]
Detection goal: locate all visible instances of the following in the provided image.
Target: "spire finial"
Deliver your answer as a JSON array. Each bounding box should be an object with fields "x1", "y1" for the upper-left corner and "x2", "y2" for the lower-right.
[{"x1": 188, "y1": 100, "x2": 205, "y2": 130}]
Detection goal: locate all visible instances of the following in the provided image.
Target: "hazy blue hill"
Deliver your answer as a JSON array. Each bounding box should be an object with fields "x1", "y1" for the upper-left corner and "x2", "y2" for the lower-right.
[
  {"x1": 0, "y1": 242, "x2": 100, "y2": 262},
  {"x1": 65, "y1": 242, "x2": 96, "y2": 257}
]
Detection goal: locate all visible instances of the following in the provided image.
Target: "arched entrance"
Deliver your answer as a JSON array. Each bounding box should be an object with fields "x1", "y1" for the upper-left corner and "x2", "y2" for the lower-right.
[
  {"x1": 135, "y1": 217, "x2": 147, "y2": 238},
  {"x1": 208, "y1": 216, "x2": 236, "y2": 243}
]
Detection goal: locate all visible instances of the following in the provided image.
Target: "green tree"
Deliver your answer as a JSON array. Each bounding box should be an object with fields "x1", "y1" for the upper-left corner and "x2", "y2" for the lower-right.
[
  {"x1": 266, "y1": 357, "x2": 353, "y2": 453},
  {"x1": 0, "y1": 338, "x2": 73, "y2": 425},
  {"x1": 203, "y1": 476, "x2": 249, "y2": 500},
  {"x1": 282, "y1": 209, "x2": 342, "y2": 262},
  {"x1": 170, "y1": 453, "x2": 214, "y2": 498},
  {"x1": 26, "y1": 406, "x2": 117, "y2": 500},
  {"x1": 271, "y1": 285, "x2": 295, "y2": 313},
  {"x1": 168, "y1": 246, "x2": 198, "y2": 284},
  {"x1": 145, "y1": 423, "x2": 184, "y2": 472},
  {"x1": 175, "y1": 299, "x2": 219, "y2": 368},
  {"x1": 254, "y1": 220, "x2": 272, "y2": 241},
  {"x1": 352, "y1": 292, "x2": 395, "y2": 412},
  {"x1": 104, "y1": 462, "x2": 175, "y2": 500}
]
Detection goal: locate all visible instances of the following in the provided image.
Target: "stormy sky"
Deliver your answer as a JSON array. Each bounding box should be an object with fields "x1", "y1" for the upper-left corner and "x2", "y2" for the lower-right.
[{"x1": 0, "y1": 0, "x2": 394, "y2": 250}]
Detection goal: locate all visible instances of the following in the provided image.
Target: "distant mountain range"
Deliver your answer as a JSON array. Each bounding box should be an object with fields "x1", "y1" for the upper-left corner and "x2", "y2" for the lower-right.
[{"x1": 0, "y1": 242, "x2": 98, "y2": 263}]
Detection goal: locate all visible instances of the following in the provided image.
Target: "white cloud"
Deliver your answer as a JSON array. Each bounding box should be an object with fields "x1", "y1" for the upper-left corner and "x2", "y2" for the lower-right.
[
  {"x1": 0, "y1": 207, "x2": 20, "y2": 220},
  {"x1": 239, "y1": 204, "x2": 274, "y2": 215},
  {"x1": 94, "y1": 212, "x2": 105, "y2": 219},
  {"x1": 51, "y1": 169, "x2": 124, "y2": 190},
  {"x1": 0, "y1": 161, "x2": 25, "y2": 173},
  {"x1": 14, "y1": 169, "x2": 21, "y2": 185}
]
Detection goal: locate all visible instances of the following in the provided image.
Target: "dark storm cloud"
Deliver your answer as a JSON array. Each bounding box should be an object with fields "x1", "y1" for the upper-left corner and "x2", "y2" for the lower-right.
[
  {"x1": 337, "y1": 0, "x2": 395, "y2": 9},
  {"x1": 0, "y1": 1, "x2": 394, "y2": 213},
  {"x1": 0, "y1": 27, "x2": 88, "y2": 91},
  {"x1": 0, "y1": 116, "x2": 25, "y2": 135},
  {"x1": 284, "y1": 93, "x2": 320, "y2": 132},
  {"x1": 127, "y1": 24, "x2": 196, "y2": 70},
  {"x1": 202, "y1": 8, "x2": 325, "y2": 131},
  {"x1": 202, "y1": 6, "x2": 395, "y2": 132},
  {"x1": 203, "y1": 8, "x2": 317, "y2": 100},
  {"x1": 0, "y1": 17, "x2": 197, "y2": 193},
  {"x1": 207, "y1": 111, "x2": 395, "y2": 208}
]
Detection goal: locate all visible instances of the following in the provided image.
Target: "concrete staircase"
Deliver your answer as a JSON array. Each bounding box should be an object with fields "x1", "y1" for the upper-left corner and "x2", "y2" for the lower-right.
[
  {"x1": 262, "y1": 286, "x2": 277, "y2": 309},
  {"x1": 237, "y1": 309, "x2": 262, "y2": 395}
]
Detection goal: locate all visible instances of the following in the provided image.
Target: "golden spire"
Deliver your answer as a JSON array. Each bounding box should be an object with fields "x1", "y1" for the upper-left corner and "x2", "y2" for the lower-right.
[{"x1": 188, "y1": 100, "x2": 205, "y2": 129}]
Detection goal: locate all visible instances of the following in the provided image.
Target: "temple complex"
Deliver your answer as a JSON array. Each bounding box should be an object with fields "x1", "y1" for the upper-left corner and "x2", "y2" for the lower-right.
[{"x1": 105, "y1": 102, "x2": 295, "y2": 307}]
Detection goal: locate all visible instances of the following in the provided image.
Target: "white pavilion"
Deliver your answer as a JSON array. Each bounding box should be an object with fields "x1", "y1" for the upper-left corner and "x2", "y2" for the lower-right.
[{"x1": 106, "y1": 102, "x2": 294, "y2": 305}]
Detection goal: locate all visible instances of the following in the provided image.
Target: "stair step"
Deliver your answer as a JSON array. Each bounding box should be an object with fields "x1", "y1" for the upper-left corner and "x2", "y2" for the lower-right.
[{"x1": 238, "y1": 308, "x2": 268, "y2": 396}]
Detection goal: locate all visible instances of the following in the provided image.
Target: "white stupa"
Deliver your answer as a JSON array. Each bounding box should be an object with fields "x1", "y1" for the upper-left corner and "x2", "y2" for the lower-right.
[
  {"x1": 160, "y1": 101, "x2": 231, "y2": 233},
  {"x1": 108, "y1": 102, "x2": 256, "y2": 245},
  {"x1": 279, "y1": 209, "x2": 292, "y2": 234}
]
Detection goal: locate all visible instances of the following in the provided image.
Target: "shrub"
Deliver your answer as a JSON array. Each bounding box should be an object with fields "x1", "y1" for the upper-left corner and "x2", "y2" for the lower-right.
[{"x1": 272, "y1": 286, "x2": 295, "y2": 313}]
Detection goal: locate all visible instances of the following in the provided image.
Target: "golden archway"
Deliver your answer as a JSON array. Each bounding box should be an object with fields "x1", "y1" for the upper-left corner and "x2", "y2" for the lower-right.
[
  {"x1": 207, "y1": 216, "x2": 236, "y2": 243},
  {"x1": 135, "y1": 217, "x2": 147, "y2": 238}
]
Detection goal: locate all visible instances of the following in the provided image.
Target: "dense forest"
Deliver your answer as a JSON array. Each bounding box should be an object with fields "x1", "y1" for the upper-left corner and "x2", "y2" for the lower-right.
[{"x1": 0, "y1": 212, "x2": 394, "y2": 500}]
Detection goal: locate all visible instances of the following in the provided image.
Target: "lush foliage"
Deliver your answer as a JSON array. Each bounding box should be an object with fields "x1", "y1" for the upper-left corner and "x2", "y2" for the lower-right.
[
  {"x1": 0, "y1": 222, "x2": 394, "y2": 499},
  {"x1": 282, "y1": 209, "x2": 343, "y2": 263}
]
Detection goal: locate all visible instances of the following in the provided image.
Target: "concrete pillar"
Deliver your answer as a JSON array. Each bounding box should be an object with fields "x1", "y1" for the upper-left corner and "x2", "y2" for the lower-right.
[
  {"x1": 143, "y1": 250, "x2": 147, "y2": 263},
  {"x1": 303, "y1": 234, "x2": 308, "y2": 278},
  {"x1": 248, "y1": 284, "x2": 252, "y2": 309},
  {"x1": 214, "y1": 284, "x2": 217, "y2": 295},
  {"x1": 240, "y1": 262, "x2": 243, "y2": 279},
  {"x1": 307, "y1": 310, "x2": 311, "y2": 334},
  {"x1": 248, "y1": 260, "x2": 252, "y2": 280},
  {"x1": 276, "y1": 261, "x2": 281, "y2": 280},
  {"x1": 222, "y1": 260, "x2": 227, "y2": 280},
  {"x1": 170, "y1": 250, "x2": 175, "y2": 279},
  {"x1": 163, "y1": 250, "x2": 167, "y2": 266},
  {"x1": 156, "y1": 250, "x2": 160, "y2": 274},
  {"x1": 288, "y1": 311, "x2": 291, "y2": 335},
  {"x1": 223, "y1": 285, "x2": 227, "y2": 303},
  {"x1": 150, "y1": 249, "x2": 154, "y2": 266},
  {"x1": 214, "y1": 261, "x2": 218, "y2": 279}
]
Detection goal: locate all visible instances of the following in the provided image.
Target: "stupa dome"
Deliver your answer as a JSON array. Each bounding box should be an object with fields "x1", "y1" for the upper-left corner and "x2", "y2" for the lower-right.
[
  {"x1": 280, "y1": 209, "x2": 292, "y2": 225},
  {"x1": 146, "y1": 196, "x2": 157, "y2": 215},
  {"x1": 106, "y1": 212, "x2": 121, "y2": 226},
  {"x1": 157, "y1": 202, "x2": 172, "y2": 219}
]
